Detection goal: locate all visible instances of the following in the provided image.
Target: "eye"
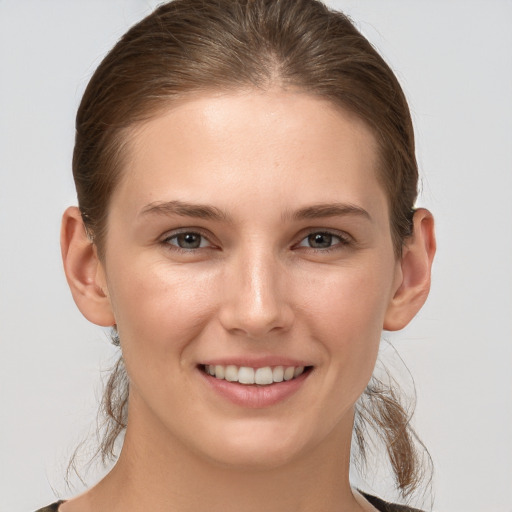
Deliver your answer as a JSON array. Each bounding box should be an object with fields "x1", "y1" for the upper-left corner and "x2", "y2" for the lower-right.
[
  {"x1": 165, "y1": 232, "x2": 210, "y2": 250},
  {"x1": 297, "y1": 231, "x2": 348, "y2": 249}
]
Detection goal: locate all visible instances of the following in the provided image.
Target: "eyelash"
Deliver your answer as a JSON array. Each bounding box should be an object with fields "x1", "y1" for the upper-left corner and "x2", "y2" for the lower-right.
[
  {"x1": 162, "y1": 230, "x2": 214, "y2": 252},
  {"x1": 294, "y1": 231, "x2": 352, "y2": 252},
  {"x1": 161, "y1": 229, "x2": 352, "y2": 253}
]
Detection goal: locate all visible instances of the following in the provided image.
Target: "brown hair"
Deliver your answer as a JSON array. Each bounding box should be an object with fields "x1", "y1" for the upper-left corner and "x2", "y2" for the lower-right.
[{"x1": 72, "y1": 0, "x2": 430, "y2": 500}]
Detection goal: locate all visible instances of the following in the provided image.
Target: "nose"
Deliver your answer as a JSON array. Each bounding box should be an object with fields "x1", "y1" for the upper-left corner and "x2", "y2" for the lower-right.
[{"x1": 218, "y1": 249, "x2": 294, "y2": 339}]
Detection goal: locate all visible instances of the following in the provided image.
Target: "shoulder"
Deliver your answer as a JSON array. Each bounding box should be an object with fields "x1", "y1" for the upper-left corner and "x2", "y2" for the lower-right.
[
  {"x1": 33, "y1": 501, "x2": 65, "y2": 512},
  {"x1": 362, "y1": 492, "x2": 425, "y2": 512}
]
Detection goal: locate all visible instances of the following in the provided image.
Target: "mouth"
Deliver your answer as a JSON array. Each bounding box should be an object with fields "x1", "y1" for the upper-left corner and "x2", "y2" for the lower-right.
[{"x1": 200, "y1": 364, "x2": 312, "y2": 386}]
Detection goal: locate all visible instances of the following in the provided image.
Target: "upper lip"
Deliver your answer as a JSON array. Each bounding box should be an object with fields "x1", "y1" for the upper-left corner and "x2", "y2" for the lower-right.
[{"x1": 199, "y1": 356, "x2": 312, "y2": 368}]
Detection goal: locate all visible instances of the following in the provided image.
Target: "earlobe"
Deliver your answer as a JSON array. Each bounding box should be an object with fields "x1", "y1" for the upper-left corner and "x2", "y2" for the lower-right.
[
  {"x1": 383, "y1": 208, "x2": 436, "y2": 331},
  {"x1": 61, "y1": 206, "x2": 115, "y2": 327}
]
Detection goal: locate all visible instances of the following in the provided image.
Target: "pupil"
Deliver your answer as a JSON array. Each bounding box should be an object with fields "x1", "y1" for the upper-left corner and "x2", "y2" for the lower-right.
[
  {"x1": 179, "y1": 233, "x2": 200, "y2": 248},
  {"x1": 309, "y1": 233, "x2": 332, "y2": 248}
]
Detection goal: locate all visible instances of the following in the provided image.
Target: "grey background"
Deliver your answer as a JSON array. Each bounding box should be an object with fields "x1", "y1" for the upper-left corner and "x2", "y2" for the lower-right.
[{"x1": 1, "y1": 1, "x2": 511, "y2": 511}]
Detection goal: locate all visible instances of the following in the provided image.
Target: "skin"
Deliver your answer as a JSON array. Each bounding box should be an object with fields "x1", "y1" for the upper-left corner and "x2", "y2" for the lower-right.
[{"x1": 61, "y1": 89, "x2": 435, "y2": 512}]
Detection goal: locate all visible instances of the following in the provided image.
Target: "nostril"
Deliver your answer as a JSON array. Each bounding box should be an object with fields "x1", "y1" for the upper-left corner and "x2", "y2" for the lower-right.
[
  {"x1": 217, "y1": 266, "x2": 294, "y2": 338},
  {"x1": 219, "y1": 308, "x2": 294, "y2": 340}
]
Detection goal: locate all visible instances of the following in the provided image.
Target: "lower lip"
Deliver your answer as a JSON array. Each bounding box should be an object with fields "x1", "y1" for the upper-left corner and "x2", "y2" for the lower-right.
[{"x1": 199, "y1": 368, "x2": 311, "y2": 408}]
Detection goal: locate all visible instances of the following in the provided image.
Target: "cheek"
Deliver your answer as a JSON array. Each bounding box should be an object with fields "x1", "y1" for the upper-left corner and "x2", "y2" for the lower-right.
[
  {"x1": 301, "y1": 260, "x2": 393, "y2": 336},
  {"x1": 106, "y1": 260, "x2": 220, "y2": 361},
  {"x1": 298, "y1": 259, "x2": 395, "y2": 381}
]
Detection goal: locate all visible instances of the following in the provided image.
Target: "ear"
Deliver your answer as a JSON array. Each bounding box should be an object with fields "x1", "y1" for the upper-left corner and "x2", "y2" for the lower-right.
[
  {"x1": 61, "y1": 206, "x2": 115, "y2": 327},
  {"x1": 384, "y1": 208, "x2": 436, "y2": 331}
]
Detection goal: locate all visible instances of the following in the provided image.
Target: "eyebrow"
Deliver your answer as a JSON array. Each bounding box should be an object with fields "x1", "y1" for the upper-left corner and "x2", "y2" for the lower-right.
[
  {"x1": 139, "y1": 200, "x2": 229, "y2": 221},
  {"x1": 284, "y1": 203, "x2": 372, "y2": 222},
  {"x1": 139, "y1": 200, "x2": 371, "y2": 223}
]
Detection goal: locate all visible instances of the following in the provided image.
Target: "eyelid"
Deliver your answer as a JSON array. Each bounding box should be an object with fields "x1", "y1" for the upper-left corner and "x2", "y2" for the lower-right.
[
  {"x1": 158, "y1": 227, "x2": 353, "y2": 251},
  {"x1": 160, "y1": 227, "x2": 217, "y2": 248},
  {"x1": 293, "y1": 228, "x2": 353, "y2": 250}
]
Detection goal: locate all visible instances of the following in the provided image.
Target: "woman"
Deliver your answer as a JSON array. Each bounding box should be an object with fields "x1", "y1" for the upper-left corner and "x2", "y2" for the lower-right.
[{"x1": 38, "y1": 0, "x2": 435, "y2": 510}]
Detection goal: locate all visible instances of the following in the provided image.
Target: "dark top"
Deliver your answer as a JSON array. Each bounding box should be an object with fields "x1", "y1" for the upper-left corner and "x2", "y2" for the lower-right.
[
  {"x1": 361, "y1": 492, "x2": 424, "y2": 512},
  {"x1": 34, "y1": 493, "x2": 424, "y2": 512},
  {"x1": 34, "y1": 503, "x2": 63, "y2": 512}
]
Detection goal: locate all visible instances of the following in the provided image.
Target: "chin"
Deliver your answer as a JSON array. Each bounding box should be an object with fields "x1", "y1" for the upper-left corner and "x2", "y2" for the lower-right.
[
  {"x1": 195, "y1": 421, "x2": 316, "y2": 471},
  {"x1": 206, "y1": 444, "x2": 302, "y2": 471}
]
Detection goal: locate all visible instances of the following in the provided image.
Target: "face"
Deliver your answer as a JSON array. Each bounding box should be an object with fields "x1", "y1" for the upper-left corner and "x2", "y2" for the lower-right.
[{"x1": 98, "y1": 89, "x2": 402, "y2": 468}]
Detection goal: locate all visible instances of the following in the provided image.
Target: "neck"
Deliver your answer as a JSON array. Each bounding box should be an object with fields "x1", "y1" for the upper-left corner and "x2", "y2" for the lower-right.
[{"x1": 83, "y1": 404, "x2": 366, "y2": 512}]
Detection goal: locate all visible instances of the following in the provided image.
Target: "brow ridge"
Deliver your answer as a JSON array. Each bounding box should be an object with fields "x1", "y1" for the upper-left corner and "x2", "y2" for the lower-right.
[
  {"x1": 285, "y1": 202, "x2": 371, "y2": 221},
  {"x1": 140, "y1": 200, "x2": 370, "y2": 223},
  {"x1": 140, "y1": 200, "x2": 228, "y2": 221}
]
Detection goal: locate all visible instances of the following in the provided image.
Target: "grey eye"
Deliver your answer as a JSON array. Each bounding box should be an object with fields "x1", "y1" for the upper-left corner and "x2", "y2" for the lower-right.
[
  {"x1": 298, "y1": 232, "x2": 344, "y2": 249},
  {"x1": 308, "y1": 233, "x2": 333, "y2": 248},
  {"x1": 168, "y1": 232, "x2": 207, "y2": 249}
]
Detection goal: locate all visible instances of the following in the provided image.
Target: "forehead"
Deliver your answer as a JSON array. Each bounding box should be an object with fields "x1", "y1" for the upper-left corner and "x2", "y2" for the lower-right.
[{"x1": 114, "y1": 89, "x2": 387, "y2": 220}]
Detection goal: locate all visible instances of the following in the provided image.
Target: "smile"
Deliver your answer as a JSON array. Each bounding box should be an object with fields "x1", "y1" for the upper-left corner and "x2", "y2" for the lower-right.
[{"x1": 203, "y1": 364, "x2": 308, "y2": 386}]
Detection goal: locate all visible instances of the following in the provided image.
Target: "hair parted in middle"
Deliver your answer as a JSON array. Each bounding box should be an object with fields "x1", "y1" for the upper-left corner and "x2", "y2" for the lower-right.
[{"x1": 71, "y1": 0, "x2": 430, "y2": 498}]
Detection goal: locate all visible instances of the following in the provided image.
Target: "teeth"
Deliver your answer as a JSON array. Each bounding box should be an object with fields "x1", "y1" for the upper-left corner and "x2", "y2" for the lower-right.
[
  {"x1": 272, "y1": 366, "x2": 284, "y2": 382},
  {"x1": 225, "y1": 365, "x2": 238, "y2": 382},
  {"x1": 215, "y1": 365, "x2": 225, "y2": 379},
  {"x1": 255, "y1": 367, "x2": 273, "y2": 385},
  {"x1": 283, "y1": 367, "x2": 295, "y2": 381},
  {"x1": 204, "y1": 364, "x2": 306, "y2": 386},
  {"x1": 238, "y1": 367, "x2": 255, "y2": 384}
]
